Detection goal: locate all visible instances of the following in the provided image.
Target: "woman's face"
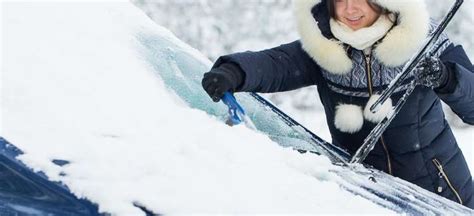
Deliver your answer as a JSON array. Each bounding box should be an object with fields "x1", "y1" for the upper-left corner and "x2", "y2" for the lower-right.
[{"x1": 334, "y1": 0, "x2": 381, "y2": 30}]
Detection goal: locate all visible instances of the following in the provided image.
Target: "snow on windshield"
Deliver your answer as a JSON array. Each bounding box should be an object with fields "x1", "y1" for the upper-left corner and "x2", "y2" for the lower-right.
[{"x1": 1, "y1": 2, "x2": 394, "y2": 215}]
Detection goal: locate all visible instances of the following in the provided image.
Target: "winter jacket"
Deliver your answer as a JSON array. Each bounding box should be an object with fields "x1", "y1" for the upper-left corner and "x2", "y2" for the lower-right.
[{"x1": 212, "y1": 0, "x2": 474, "y2": 209}]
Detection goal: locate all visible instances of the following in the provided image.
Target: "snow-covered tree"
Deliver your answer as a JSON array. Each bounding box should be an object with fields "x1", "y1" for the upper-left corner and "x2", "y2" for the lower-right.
[{"x1": 133, "y1": 0, "x2": 296, "y2": 60}]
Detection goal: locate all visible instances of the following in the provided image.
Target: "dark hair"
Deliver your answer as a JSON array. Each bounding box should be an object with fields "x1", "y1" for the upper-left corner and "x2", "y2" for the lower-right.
[{"x1": 327, "y1": 0, "x2": 390, "y2": 19}]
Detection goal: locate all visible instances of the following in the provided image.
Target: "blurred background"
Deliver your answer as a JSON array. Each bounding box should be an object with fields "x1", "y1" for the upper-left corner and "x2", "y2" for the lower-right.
[{"x1": 132, "y1": 0, "x2": 473, "y2": 136}]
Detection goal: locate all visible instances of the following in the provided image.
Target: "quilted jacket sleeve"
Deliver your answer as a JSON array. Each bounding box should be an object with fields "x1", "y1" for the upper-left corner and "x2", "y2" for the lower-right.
[
  {"x1": 438, "y1": 43, "x2": 474, "y2": 125},
  {"x1": 212, "y1": 40, "x2": 321, "y2": 93}
]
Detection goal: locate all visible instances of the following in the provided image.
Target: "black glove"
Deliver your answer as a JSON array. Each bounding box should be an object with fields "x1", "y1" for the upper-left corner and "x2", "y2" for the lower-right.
[
  {"x1": 414, "y1": 56, "x2": 449, "y2": 89},
  {"x1": 202, "y1": 63, "x2": 245, "y2": 102}
]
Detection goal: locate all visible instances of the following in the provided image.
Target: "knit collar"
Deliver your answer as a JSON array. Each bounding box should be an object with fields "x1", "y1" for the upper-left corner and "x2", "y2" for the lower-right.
[{"x1": 330, "y1": 14, "x2": 394, "y2": 51}]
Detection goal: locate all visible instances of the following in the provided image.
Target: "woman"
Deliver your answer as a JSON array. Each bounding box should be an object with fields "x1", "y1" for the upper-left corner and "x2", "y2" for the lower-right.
[{"x1": 202, "y1": 0, "x2": 473, "y2": 208}]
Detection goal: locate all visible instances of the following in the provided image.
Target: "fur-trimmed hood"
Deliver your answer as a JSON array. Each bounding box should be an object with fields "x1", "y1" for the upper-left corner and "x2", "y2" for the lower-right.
[{"x1": 293, "y1": 0, "x2": 430, "y2": 75}]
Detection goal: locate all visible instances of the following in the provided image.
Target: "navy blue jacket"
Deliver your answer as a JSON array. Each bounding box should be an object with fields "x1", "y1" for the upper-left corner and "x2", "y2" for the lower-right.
[{"x1": 212, "y1": 1, "x2": 474, "y2": 208}]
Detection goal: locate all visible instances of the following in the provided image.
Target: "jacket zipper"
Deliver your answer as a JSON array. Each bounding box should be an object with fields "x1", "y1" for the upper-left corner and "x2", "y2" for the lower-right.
[
  {"x1": 364, "y1": 51, "x2": 393, "y2": 175},
  {"x1": 432, "y1": 158, "x2": 463, "y2": 204},
  {"x1": 380, "y1": 137, "x2": 393, "y2": 175}
]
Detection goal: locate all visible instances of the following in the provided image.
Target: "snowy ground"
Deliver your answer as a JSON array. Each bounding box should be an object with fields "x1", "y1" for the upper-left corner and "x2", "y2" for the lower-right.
[{"x1": 0, "y1": 2, "x2": 401, "y2": 215}]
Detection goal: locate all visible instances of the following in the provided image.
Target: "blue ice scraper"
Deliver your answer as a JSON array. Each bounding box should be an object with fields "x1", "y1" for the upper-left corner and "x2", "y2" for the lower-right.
[{"x1": 221, "y1": 92, "x2": 256, "y2": 129}]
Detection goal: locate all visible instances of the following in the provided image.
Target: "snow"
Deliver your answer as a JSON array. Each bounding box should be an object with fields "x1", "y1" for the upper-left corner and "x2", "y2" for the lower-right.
[{"x1": 1, "y1": 1, "x2": 396, "y2": 215}]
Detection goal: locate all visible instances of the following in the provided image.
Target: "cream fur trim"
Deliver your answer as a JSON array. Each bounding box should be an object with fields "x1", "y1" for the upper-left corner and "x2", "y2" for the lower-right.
[
  {"x1": 372, "y1": 0, "x2": 430, "y2": 67},
  {"x1": 293, "y1": 0, "x2": 353, "y2": 75},
  {"x1": 364, "y1": 94, "x2": 393, "y2": 123},
  {"x1": 293, "y1": 0, "x2": 430, "y2": 74},
  {"x1": 334, "y1": 104, "x2": 364, "y2": 134}
]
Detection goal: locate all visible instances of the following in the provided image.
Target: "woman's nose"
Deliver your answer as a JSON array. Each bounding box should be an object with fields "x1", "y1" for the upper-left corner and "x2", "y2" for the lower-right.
[{"x1": 345, "y1": 0, "x2": 359, "y2": 14}]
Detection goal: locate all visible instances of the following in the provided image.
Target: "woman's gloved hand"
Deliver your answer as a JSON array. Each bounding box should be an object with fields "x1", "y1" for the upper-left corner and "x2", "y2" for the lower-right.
[
  {"x1": 202, "y1": 63, "x2": 245, "y2": 102},
  {"x1": 414, "y1": 56, "x2": 450, "y2": 89}
]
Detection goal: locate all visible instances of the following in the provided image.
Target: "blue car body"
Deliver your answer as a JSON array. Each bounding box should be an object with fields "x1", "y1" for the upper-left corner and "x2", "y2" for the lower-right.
[{"x1": 0, "y1": 138, "x2": 101, "y2": 215}]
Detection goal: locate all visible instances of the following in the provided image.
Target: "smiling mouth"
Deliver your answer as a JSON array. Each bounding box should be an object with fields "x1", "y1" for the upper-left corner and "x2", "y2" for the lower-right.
[{"x1": 346, "y1": 16, "x2": 364, "y2": 22}]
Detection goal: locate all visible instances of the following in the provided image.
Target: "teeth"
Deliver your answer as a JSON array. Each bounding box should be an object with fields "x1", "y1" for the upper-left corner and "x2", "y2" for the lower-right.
[{"x1": 347, "y1": 17, "x2": 362, "y2": 21}]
